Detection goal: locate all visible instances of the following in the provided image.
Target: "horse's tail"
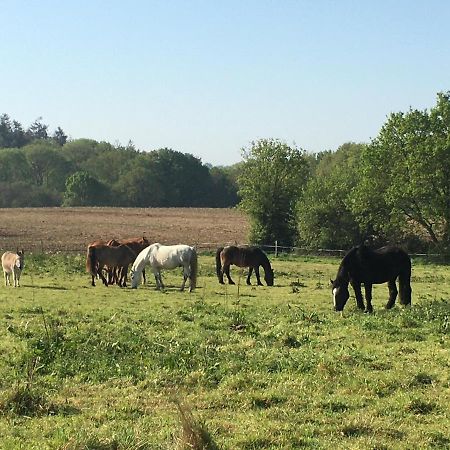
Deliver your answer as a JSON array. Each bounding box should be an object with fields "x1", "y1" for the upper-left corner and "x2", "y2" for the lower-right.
[
  {"x1": 215, "y1": 247, "x2": 224, "y2": 281},
  {"x1": 86, "y1": 246, "x2": 96, "y2": 275},
  {"x1": 398, "y1": 254, "x2": 412, "y2": 306},
  {"x1": 189, "y1": 247, "x2": 198, "y2": 291}
]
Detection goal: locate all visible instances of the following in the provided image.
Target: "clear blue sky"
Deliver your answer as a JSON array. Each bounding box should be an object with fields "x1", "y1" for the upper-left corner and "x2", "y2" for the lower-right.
[{"x1": 1, "y1": 1, "x2": 449, "y2": 166}]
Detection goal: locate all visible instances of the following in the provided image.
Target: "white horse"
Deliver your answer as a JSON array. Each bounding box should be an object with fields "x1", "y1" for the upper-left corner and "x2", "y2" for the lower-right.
[
  {"x1": 2, "y1": 250, "x2": 25, "y2": 287},
  {"x1": 130, "y1": 243, "x2": 197, "y2": 292}
]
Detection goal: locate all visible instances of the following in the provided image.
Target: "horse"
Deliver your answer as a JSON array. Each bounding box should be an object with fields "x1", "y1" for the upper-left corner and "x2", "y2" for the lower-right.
[
  {"x1": 2, "y1": 250, "x2": 25, "y2": 287},
  {"x1": 86, "y1": 243, "x2": 137, "y2": 287},
  {"x1": 130, "y1": 243, "x2": 197, "y2": 292},
  {"x1": 107, "y1": 236, "x2": 150, "y2": 285},
  {"x1": 331, "y1": 244, "x2": 412, "y2": 313},
  {"x1": 216, "y1": 245, "x2": 274, "y2": 286}
]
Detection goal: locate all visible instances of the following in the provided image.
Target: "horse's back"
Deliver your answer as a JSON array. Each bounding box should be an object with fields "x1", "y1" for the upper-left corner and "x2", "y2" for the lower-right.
[
  {"x1": 221, "y1": 245, "x2": 265, "y2": 268},
  {"x1": 152, "y1": 244, "x2": 194, "y2": 268},
  {"x1": 348, "y1": 245, "x2": 410, "y2": 283}
]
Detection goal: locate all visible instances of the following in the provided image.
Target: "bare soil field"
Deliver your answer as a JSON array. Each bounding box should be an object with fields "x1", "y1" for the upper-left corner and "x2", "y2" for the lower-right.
[{"x1": 0, "y1": 207, "x2": 249, "y2": 253}]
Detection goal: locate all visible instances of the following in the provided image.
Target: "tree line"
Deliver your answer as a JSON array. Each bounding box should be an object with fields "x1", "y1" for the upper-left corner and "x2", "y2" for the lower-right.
[
  {"x1": 0, "y1": 115, "x2": 239, "y2": 208},
  {"x1": 238, "y1": 92, "x2": 450, "y2": 253},
  {"x1": 2, "y1": 91, "x2": 449, "y2": 252}
]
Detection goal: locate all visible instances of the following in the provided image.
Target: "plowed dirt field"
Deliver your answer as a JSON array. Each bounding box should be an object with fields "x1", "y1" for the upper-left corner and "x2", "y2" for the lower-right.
[{"x1": 0, "y1": 208, "x2": 249, "y2": 253}]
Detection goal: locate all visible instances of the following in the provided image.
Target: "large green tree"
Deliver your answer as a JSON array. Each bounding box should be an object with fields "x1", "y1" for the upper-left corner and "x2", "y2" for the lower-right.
[
  {"x1": 352, "y1": 92, "x2": 450, "y2": 250},
  {"x1": 238, "y1": 139, "x2": 309, "y2": 246},
  {"x1": 297, "y1": 143, "x2": 365, "y2": 249},
  {"x1": 63, "y1": 171, "x2": 111, "y2": 206}
]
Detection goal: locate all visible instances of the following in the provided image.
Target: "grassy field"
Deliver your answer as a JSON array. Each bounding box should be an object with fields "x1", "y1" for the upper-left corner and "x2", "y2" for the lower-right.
[{"x1": 0, "y1": 252, "x2": 449, "y2": 449}]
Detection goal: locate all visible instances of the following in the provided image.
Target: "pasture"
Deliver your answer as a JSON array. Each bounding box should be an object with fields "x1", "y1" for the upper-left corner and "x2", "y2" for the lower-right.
[{"x1": 0, "y1": 251, "x2": 449, "y2": 449}]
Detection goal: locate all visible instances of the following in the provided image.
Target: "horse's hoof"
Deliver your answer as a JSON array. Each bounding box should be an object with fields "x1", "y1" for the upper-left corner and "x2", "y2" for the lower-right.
[
  {"x1": 229, "y1": 281, "x2": 235, "y2": 285},
  {"x1": 364, "y1": 309, "x2": 373, "y2": 314}
]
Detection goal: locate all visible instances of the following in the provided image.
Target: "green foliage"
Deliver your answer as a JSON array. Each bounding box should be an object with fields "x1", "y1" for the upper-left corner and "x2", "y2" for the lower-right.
[
  {"x1": 63, "y1": 171, "x2": 112, "y2": 206},
  {"x1": 298, "y1": 143, "x2": 365, "y2": 249},
  {"x1": 352, "y1": 91, "x2": 450, "y2": 250},
  {"x1": 0, "y1": 118, "x2": 240, "y2": 208},
  {"x1": 238, "y1": 138, "x2": 309, "y2": 246}
]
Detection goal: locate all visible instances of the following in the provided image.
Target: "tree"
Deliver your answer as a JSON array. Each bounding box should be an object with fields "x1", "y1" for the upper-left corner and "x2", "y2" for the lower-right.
[
  {"x1": 53, "y1": 127, "x2": 68, "y2": 146},
  {"x1": 238, "y1": 138, "x2": 309, "y2": 246},
  {"x1": 63, "y1": 171, "x2": 111, "y2": 206},
  {"x1": 113, "y1": 155, "x2": 165, "y2": 206},
  {"x1": 27, "y1": 117, "x2": 49, "y2": 141},
  {"x1": 0, "y1": 148, "x2": 32, "y2": 183},
  {"x1": 297, "y1": 143, "x2": 365, "y2": 249},
  {"x1": 352, "y1": 92, "x2": 450, "y2": 250},
  {"x1": 23, "y1": 141, "x2": 72, "y2": 190}
]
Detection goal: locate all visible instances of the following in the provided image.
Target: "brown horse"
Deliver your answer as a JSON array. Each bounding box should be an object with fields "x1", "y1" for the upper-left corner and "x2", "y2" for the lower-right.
[
  {"x1": 86, "y1": 243, "x2": 137, "y2": 287},
  {"x1": 216, "y1": 245, "x2": 274, "y2": 286},
  {"x1": 106, "y1": 236, "x2": 149, "y2": 285}
]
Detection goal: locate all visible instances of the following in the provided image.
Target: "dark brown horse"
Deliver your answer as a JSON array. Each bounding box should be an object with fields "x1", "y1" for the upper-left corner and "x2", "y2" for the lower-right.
[
  {"x1": 107, "y1": 236, "x2": 149, "y2": 285},
  {"x1": 86, "y1": 243, "x2": 137, "y2": 287},
  {"x1": 216, "y1": 245, "x2": 274, "y2": 286},
  {"x1": 331, "y1": 245, "x2": 412, "y2": 313}
]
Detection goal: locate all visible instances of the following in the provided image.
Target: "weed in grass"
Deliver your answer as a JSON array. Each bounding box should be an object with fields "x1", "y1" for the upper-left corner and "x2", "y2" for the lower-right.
[
  {"x1": 175, "y1": 401, "x2": 219, "y2": 450},
  {"x1": 410, "y1": 372, "x2": 435, "y2": 387},
  {"x1": 427, "y1": 431, "x2": 450, "y2": 448},
  {"x1": 406, "y1": 398, "x2": 436, "y2": 415}
]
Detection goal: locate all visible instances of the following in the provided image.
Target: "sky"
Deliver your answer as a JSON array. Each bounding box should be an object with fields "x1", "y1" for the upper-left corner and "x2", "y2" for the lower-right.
[{"x1": 1, "y1": 1, "x2": 449, "y2": 166}]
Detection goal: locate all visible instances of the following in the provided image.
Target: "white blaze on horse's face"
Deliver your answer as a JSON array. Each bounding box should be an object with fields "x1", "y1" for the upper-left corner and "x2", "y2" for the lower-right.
[{"x1": 332, "y1": 288, "x2": 337, "y2": 309}]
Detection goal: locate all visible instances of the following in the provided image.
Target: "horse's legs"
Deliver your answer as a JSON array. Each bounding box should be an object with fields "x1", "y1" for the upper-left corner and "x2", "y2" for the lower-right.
[
  {"x1": 97, "y1": 267, "x2": 108, "y2": 286},
  {"x1": 154, "y1": 270, "x2": 164, "y2": 290},
  {"x1": 364, "y1": 284, "x2": 373, "y2": 313},
  {"x1": 254, "y1": 266, "x2": 263, "y2": 286},
  {"x1": 120, "y1": 265, "x2": 129, "y2": 287},
  {"x1": 142, "y1": 268, "x2": 146, "y2": 285},
  {"x1": 4, "y1": 271, "x2": 9, "y2": 286},
  {"x1": 385, "y1": 279, "x2": 398, "y2": 309},
  {"x1": 246, "y1": 267, "x2": 253, "y2": 285},
  {"x1": 13, "y1": 269, "x2": 20, "y2": 287},
  {"x1": 223, "y1": 264, "x2": 235, "y2": 284},
  {"x1": 180, "y1": 265, "x2": 191, "y2": 291},
  {"x1": 351, "y1": 281, "x2": 365, "y2": 310}
]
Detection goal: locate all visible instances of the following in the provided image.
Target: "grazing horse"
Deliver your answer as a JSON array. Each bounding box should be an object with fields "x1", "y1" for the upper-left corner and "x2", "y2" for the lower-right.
[
  {"x1": 216, "y1": 245, "x2": 274, "y2": 286},
  {"x1": 2, "y1": 250, "x2": 25, "y2": 287},
  {"x1": 86, "y1": 243, "x2": 137, "y2": 287},
  {"x1": 130, "y1": 243, "x2": 197, "y2": 292},
  {"x1": 107, "y1": 236, "x2": 150, "y2": 285},
  {"x1": 331, "y1": 245, "x2": 412, "y2": 313}
]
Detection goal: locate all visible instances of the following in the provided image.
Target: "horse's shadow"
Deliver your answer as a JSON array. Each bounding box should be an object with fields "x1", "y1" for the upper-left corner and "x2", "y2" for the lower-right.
[{"x1": 24, "y1": 285, "x2": 68, "y2": 291}]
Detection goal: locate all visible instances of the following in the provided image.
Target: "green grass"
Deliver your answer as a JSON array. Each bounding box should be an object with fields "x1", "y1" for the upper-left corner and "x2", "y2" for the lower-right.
[{"x1": 0, "y1": 253, "x2": 449, "y2": 449}]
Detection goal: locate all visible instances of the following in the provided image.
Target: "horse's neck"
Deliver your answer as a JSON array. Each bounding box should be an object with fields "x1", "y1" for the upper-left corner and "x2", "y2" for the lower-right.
[
  {"x1": 337, "y1": 264, "x2": 350, "y2": 284},
  {"x1": 260, "y1": 256, "x2": 271, "y2": 271}
]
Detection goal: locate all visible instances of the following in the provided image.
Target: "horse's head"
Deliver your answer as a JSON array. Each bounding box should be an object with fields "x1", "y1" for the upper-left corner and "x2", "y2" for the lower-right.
[
  {"x1": 264, "y1": 267, "x2": 274, "y2": 286},
  {"x1": 130, "y1": 268, "x2": 141, "y2": 289},
  {"x1": 331, "y1": 278, "x2": 349, "y2": 311}
]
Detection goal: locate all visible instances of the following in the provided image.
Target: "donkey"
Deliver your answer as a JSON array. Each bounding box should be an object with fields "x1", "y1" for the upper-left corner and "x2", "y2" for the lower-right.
[{"x1": 2, "y1": 250, "x2": 25, "y2": 287}]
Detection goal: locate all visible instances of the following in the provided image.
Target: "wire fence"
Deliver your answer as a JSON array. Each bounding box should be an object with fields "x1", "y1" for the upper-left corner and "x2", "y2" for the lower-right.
[{"x1": 26, "y1": 239, "x2": 450, "y2": 263}]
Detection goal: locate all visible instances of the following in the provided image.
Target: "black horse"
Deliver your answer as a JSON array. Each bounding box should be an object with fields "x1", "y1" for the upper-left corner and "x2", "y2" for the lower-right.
[
  {"x1": 331, "y1": 245, "x2": 412, "y2": 313},
  {"x1": 216, "y1": 245, "x2": 274, "y2": 286}
]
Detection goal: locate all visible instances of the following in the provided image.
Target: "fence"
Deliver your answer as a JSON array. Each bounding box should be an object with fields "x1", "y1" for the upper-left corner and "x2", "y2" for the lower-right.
[{"x1": 26, "y1": 239, "x2": 449, "y2": 263}]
